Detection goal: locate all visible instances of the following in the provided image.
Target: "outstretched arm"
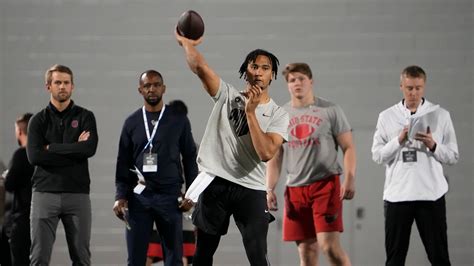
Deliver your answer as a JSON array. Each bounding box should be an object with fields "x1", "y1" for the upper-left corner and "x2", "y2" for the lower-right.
[{"x1": 175, "y1": 29, "x2": 220, "y2": 97}]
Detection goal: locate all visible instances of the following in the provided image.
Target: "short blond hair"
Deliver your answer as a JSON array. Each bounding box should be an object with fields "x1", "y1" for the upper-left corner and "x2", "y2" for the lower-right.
[
  {"x1": 282, "y1": 63, "x2": 313, "y2": 82},
  {"x1": 45, "y1": 64, "x2": 74, "y2": 85},
  {"x1": 401, "y1": 65, "x2": 426, "y2": 81}
]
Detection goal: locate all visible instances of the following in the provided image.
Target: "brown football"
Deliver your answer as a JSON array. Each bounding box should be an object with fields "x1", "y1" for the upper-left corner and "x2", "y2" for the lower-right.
[{"x1": 176, "y1": 10, "x2": 205, "y2": 40}]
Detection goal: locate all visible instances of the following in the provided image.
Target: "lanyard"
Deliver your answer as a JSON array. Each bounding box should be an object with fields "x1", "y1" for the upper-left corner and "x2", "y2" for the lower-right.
[{"x1": 142, "y1": 105, "x2": 166, "y2": 152}]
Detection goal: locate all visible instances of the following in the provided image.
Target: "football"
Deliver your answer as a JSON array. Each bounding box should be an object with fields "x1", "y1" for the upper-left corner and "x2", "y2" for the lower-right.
[{"x1": 176, "y1": 10, "x2": 205, "y2": 40}]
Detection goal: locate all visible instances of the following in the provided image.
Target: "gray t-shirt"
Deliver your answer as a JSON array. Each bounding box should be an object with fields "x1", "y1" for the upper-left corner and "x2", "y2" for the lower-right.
[
  {"x1": 198, "y1": 79, "x2": 289, "y2": 190},
  {"x1": 283, "y1": 97, "x2": 351, "y2": 186}
]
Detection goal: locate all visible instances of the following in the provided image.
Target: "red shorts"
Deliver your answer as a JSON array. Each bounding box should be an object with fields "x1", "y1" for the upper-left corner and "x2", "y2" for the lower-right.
[
  {"x1": 283, "y1": 175, "x2": 343, "y2": 241},
  {"x1": 147, "y1": 230, "x2": 196, "y2": 262},
  {"x1": 147, "y1": 243, "x2": 196, "y2": 261}
]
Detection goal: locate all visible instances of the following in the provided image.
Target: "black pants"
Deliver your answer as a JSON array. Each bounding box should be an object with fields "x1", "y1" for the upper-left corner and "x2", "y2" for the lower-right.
[
  {"x1": 192, "y1": 177, "x2": 271, "y2": 266},
  {"x1": 384, "y1": 196, "x2": 450, "y2": 266},
  {"x1": 126, "y1": 189, "x2": 183, "y2": 266},
  {"x1": 0, "y1": 225, "x2": 12, "y2": 266},
  {"x1": 9, "y1": 215, "x2": 30, "y2": 266}
]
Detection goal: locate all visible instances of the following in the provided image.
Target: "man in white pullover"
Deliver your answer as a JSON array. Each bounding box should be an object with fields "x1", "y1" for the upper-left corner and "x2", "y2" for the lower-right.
[{"x1": 372, "y1": 65, "x2": 459, "y2": 266}]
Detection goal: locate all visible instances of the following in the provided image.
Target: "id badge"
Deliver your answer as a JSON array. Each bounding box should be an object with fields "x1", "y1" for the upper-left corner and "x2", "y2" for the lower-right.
[
  {"x1": 402, "y1": 150, "x2": 417, "y2": 163},
  {"x1": 133, "y1": 183, "x2": 146, "y2": 194},
  {"x1": 142, "y1": 153, "x2": 157, "y2": 172}
]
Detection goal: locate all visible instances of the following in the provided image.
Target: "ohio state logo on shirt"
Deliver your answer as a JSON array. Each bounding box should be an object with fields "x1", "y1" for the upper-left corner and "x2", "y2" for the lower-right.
[
  {"x1": 71, "y1": 120, "x2": 79, "y2": 128},
  {"x1": 288, "y1": 114, "x2": 323, "y2": 148},
  {"x1": 291, "y1": 124, "x2": 315, "y2": 139}
]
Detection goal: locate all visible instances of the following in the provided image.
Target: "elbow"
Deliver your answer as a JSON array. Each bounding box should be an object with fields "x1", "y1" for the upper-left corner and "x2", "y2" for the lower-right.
[
  {"x1": 372, "y1": 153, "x2": 383, "y2": 165},
  {"x1": 29, "y1": 156, "x2": 42, "y2": 165},
  {"x1": 26, "y1": 151, "x2": 40, "y2": 165},
  {"x1": 76, "y1": 147, "x2": 96, "y2": 159},
  {"x1": 259, "y1": 151, "x2": 274, "y2": 163},
  {"x1": 85, "y1": 142, "x2": 98, "y2": 158},
  {"x1": 371, "y1": 146, "x2": 388, "y2": 165},
  {"x1": 260, "y1": 145, "x2": 283, "y2": 162},
  {"x1": 447, "y1": 154, "x2": 459, "y2": 165},
  {"x1": 86, "y1": 148, "x2": 97, "y2": 158},
  {"x1": 447, "y1": 160, "x2": 457, "y2": 166}
]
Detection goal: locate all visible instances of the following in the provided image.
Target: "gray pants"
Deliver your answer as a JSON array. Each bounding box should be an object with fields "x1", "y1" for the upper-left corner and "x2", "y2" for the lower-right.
[{"x1": 30, "y1": 192, "x2": 91, "y2": 266}]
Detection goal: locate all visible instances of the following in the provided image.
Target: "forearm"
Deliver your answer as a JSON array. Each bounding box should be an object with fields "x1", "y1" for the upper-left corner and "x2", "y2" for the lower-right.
[
  {"x1": 115, "y1": 130, "x2": 136, "y2": 200},
  {"x1": 27, "y1": 118, "x2": 75, "y2": 166},
  {"x1": 183, "y1": 158, "x2": 198, "y2": 190},
  {"x1": 433, "y1": 118, "x2": 459, "y2": 165},
  {"x1": 182, "y1": 42, "x2": 205, "y2": 76},
  {"x1": 246, "y1": 112, "x2": 279, "y2": 162},
  {"x1": 115, "y1": 160, "x2": 134, "y2": 200},
  {"x1": 115, "y1": 181, "x2": 130, "y2": 200},
  {"x1": 433, "y1": 142, "x2": 459, "y2": 165},
  {"x1": 372, "y1": 136, "x2": 401, "y2": 164},
  {"x1": 372, "y1": 118, "x2": 402, "y2": 164},
  {"x1": 181, "y1": 42, "x2": 220, "y2": 96},
  {"x1": 266, "y1": 171, "x2": 280, "y2": 191},
  {"x1": 266, "y1": 148, "x2": 283, "y2": 190},
  {"x1": 343, "y1": 145, "x2": 356, "y2": 182},
  {"x1": 27, "y1": 145, "x2": 75, "y2": 166},
  {"x1": 48, "y1": 140, "x2": 97, "y2": 159}
]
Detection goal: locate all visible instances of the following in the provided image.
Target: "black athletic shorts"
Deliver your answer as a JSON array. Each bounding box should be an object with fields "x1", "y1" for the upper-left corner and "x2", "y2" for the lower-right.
[{"x1": 192, "y1": 177, "x2": 273, "y2": 235}]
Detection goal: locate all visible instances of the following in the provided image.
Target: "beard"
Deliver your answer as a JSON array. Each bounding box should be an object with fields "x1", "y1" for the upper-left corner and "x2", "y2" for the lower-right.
[
  {"x1": 53, "y1": 91, "x2": 71, "y2": 103},
  {"x1": 17, "y1": 139, "x2": 21, "y2": 147},
  {"x1": 145, "y1": 95, "x2": 162, "y2": 106}
]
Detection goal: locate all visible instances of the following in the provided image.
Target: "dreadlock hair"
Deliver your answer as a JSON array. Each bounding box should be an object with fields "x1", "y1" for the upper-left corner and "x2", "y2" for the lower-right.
[{"x1": 238, "y1": 49, "x2": 280, "y2": 81}]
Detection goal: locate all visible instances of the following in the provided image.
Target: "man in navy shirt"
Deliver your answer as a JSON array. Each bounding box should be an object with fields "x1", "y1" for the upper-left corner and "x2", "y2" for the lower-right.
[{"x1": 113, "y1": 70, "x2": 198, "y2": 266}]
